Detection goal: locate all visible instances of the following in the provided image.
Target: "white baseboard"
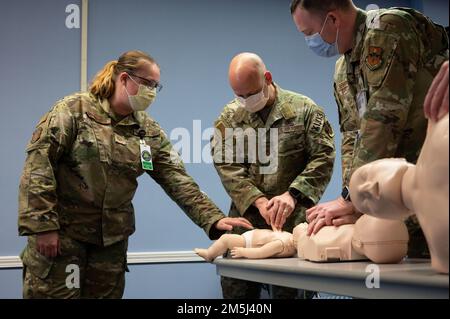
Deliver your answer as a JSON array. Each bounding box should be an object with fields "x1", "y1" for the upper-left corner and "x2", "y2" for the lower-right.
[{"x1": 0, "y1": 251, "x2": 204, "y2": 269}]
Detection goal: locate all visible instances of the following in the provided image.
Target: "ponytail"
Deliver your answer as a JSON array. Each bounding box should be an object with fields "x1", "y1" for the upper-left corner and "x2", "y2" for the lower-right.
[{"x1": 89, "y1": 60, "x2": 118, "y2": 99}]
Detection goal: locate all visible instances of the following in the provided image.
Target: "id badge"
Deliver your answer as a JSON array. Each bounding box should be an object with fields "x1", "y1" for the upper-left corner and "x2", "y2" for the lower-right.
[
  {"x1": 356, "y1": 90, "x2": 367, "y2": 119},
  {"x1": 139, "y1": 139, "x2": 153, "y2": 171}
]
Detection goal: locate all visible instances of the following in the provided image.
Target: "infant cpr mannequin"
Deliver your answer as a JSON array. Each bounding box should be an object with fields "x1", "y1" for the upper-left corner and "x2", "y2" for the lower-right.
[
  {"x1": 350, "y1": 114, "x2": 449, "y2": 273},
  {"x1": 293, "y1": 214, "x2": 409, "y2": 263},
  {"x1": 293, "y1": 223, "x2": 365, "y2": 262},
  {"x1": 194, "y1": 229, "x2": 296, "y2": 262}
]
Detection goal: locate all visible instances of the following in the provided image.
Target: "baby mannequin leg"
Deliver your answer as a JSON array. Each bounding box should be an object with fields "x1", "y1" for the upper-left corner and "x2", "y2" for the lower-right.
[{"x1": 195, "y1": 234, "x2": 246, "y2": 262}]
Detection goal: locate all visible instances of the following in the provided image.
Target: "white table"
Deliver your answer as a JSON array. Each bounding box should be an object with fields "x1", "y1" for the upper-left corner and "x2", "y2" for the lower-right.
[{"x1": 214, "y1": 258, "x2": 449, "y2": 299}]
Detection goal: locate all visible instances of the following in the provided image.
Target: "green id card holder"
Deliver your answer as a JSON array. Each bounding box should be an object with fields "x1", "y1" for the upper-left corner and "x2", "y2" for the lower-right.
[{"x1": 140, "y1": 139, "x2": 153, "y2": 171}]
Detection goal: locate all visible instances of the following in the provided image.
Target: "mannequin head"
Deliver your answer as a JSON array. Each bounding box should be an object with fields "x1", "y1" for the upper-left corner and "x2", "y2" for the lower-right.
[
  {"x1": 352, "y1": 215, "x2": 409, "y2": 264},
  {"x1": 350, "y1": 158, "x2": 414, "y2": 220}
]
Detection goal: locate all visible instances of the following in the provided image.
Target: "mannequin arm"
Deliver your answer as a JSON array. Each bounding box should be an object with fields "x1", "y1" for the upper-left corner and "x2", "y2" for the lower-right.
[{"x1": 230, "y1": 240, "x2": 284, "y2": 259}]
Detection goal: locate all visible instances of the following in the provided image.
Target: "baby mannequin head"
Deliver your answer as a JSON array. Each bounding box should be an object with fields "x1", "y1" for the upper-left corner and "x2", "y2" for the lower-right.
[
  {"x1": 352, "y1": 214, "x2": 409, "y2": 263},
  {"x1": 350, "y1": 158, "x2": 414, "y2": 220}
]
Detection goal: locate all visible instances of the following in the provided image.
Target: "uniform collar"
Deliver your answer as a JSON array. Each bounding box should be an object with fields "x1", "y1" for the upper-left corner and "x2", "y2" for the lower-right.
[
  {"x1": 348, "y1": 9, "x2": 368, "y2": 63},
  {"x1": 98, "y1": 98, "x2": 140, "y2": 126}
]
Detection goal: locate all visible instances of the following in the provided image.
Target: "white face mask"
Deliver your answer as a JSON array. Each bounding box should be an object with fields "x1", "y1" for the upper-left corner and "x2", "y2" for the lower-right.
[
  {"x1": 236, "y1": 82, "x2": 269, "y2": 113},
  {"x1": 125, "y1": 75, "x2": 157, "y2": 112}
]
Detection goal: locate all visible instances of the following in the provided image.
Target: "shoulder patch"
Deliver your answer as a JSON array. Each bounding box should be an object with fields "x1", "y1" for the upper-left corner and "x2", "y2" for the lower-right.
[
  {"x1": 365, "y1": 46, "x2": 383, "y2": 70},
  {"x1": 215, "y1": 120, "x2": 226, "y2": 138},
  {"x1": 310, "y1": 112, "x2": 325, "y2": 134},
  {"x1": 31, "y1": 127, "x2": 43, "y2": 144},
  {"x1": 337, "y1": 81, "x2": 350, "y2": 96}
]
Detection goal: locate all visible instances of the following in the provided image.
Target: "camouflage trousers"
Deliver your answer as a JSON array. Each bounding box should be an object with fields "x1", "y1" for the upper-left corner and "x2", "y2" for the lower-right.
[
  {"x1": 221, "y1": 276, "x2": 299, "y2": 299},
  {"x1": 406, "y1": 215, "x2": 430, "y2": 259},
  {"x1": 21, "y1": 232, "x2": 128, "y2": 299}
]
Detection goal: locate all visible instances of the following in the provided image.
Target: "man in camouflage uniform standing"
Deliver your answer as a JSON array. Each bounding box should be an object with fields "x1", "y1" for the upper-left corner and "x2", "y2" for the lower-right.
[
  {"x1": 18, "y1": 50, "x2": 252, "y2": 299},
  {"x1": 291, "y1": 0, "x2": 449, "y2": 257},
  {"x1": 211, "y1": 53, "x2": 335, "y2": 298}
]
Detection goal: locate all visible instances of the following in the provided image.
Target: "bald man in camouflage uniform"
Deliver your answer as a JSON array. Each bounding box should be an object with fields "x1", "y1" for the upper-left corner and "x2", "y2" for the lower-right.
[
  {"x1": 19, "y1": 92, "x2": 251, "y2": 298},
  {"x1": 291, "y1": 0, "x2": 449, "y2": 257},
  {"x1": 211, "y1": 53, "x2": 335, "y2": 299}
]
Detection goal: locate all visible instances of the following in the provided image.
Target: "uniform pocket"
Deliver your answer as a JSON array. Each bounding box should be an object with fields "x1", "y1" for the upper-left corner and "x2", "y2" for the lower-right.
[
  {"x1": 20, "y1": 245, "x2": 53, "y2": 280},
  {"x1": 112, "y1": 129, "x2": 160, "y2": 176},
  {"x1": 113, "y1": 133, "x2": 141, "y2": 172},
  {"x1": 73, "y1": 117, "x2": 102, "y2": 162},
  {"x1": 278, "y1": 130, "x2": 305, "y2": 157}
]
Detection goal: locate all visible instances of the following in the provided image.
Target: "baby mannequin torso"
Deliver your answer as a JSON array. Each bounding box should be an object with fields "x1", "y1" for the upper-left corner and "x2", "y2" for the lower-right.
[
  {"x1": 244, "y1": 229, "x2": 296, "y2": 257},
  {"x1": 195, "y1": 229, "x2": 296, "y2": 262},
  {"x1": 294, "y1": 223, "x2": 365, "y2": 262},
  {"x1": 294, "y1": 215, "x2": 409, "y2": 264}
]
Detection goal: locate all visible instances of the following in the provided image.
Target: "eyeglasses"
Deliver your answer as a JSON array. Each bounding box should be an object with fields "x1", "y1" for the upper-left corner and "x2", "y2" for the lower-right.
[{"x1": 128, "y1": 73, "x2": 163, "y2": 92}]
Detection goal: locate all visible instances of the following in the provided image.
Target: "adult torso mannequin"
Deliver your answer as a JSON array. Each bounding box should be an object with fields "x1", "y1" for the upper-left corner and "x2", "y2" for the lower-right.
[
  {"x1": 350, "y1": 114, "x2": 449, "y2": 273},
  {"x1": 409, "y1": 114, "x2": 449, "y2": 273}
]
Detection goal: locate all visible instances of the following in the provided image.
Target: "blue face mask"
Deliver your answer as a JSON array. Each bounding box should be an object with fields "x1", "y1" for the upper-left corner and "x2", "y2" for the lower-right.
[{"x1": 305, "y1": 15, "x2": 340, "y2": 58}]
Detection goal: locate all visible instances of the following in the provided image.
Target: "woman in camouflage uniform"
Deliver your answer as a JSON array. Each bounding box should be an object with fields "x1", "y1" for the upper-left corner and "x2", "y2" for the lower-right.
[{"x1": 18, "y1": 50, "x2": 252, "y2": 299}]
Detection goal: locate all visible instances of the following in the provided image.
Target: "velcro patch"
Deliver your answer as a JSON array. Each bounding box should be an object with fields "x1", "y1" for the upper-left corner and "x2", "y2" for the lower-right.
[
  {"x1": 311, "y1": 112, "x2": 325, "y2": 134},
  {"x1": 31, "y1": 127, "x2": 43, "y2": 144},
  {"x1": 365, "y1": 46, "x2": 383, "y2": 70},
  {"x1": 337, "y1": 81, "x2": 350, "y2": 95},
  {"x1": 281, "y1": 124, "x2": 304, "y2": 133},
  {"x1": 114, "y1": 134, "x2": 127, "y2": 145}
]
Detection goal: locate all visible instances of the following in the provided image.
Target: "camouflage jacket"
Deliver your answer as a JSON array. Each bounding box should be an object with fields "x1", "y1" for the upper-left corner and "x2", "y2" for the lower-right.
[
  {"x1": 335, "y1": 8, "x2": 449, "y2": 187},
  {"x1": 18, "y1": 92, "x2": 226, "y2": 246},
  {"x1": 211, "y1": 84, "x2": 335, "y2": 230}
]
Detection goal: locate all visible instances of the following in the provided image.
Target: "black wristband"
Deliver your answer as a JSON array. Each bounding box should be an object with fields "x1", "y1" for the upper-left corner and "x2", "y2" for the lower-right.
[
  {"x1": 341, "y1": 186, "x2": 351, "y2": 202},
  {"x1": 288, "y1": 188, "x2": 302, "y2": 201}
]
